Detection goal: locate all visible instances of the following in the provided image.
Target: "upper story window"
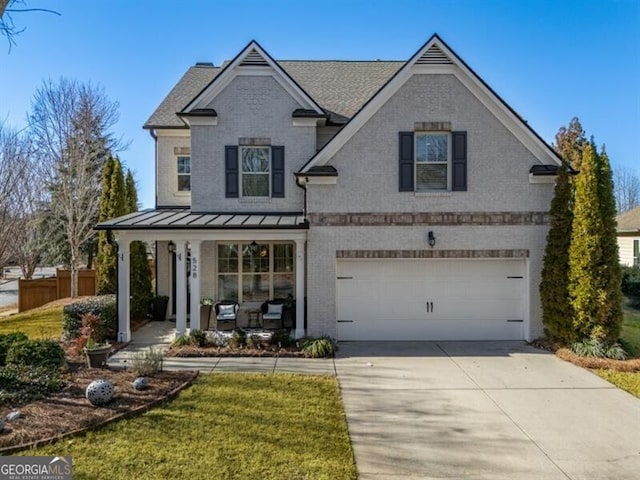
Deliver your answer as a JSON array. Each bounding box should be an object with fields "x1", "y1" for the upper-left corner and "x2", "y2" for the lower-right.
[
  {"x1": 177, "y1": 155, "x2": 191, "y2": 192},
  {"x1": 415, "y1": 133, "x2": 449, "y2": 191},
  {"x1": 241, "y1": 147, "x2": 270, "y2": 197},
  {"x1": 225, "y1": 144, "x2": 285, "y2": 198},
  {"x1": 399, "y1": 128, "x2": 467, "y2": 193}
]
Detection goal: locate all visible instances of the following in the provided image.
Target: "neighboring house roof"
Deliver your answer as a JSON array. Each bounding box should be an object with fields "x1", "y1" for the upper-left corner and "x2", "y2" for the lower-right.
[
  {"x1": 616, "y1": 206, "x2": 640, "y2": 232},
  {"x1": 144, "y1": 57, "x2": 403, "y2": 129},
  {"x1": 95, "y1": 209, "x2": 308, "y2": 230}
]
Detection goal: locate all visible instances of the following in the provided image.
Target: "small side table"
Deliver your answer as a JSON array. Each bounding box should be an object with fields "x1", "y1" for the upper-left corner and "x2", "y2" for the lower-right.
[{"x1": 247, "y1": 309, "x2": 262, "y2": 328}]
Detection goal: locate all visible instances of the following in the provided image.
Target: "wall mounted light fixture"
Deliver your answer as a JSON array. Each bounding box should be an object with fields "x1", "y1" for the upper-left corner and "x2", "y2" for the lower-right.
[
  {"x1": 428, "y1": 231, "x2": 436, "y2": 248},
  {"x1": 168, "y1": 241, "x2": 176, "y2": 253}
]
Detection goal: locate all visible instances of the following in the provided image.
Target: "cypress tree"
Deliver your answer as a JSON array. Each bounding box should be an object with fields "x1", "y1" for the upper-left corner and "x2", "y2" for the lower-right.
[
  {"x1": 96, "y1": 156, "x2": 125, "y2": 294},
  {"x1": 125, "y1": 170, "x2": 153, "y2": 318},
  {"x1": 568, "y1": 144, "x2": 605, "y2": 340},
  {"x1": 593, "y1": 145, "x2": 623, "y2": 342},
  {"x1": 540, "y1": 164, "x2": 574, "y2": 343}
]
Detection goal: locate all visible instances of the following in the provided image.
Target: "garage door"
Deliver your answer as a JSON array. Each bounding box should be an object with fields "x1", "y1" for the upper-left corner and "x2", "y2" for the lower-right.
[{"x1": 336, "y1": 259, "x2": 526, "y2": 341}]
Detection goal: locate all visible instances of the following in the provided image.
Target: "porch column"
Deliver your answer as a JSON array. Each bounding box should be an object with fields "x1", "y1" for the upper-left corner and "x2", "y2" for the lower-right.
[
  {"x1": 116, "y1": 238, "x2": 131, "y2": 343},
  {"x1": 294, "y1": 239, "x2": 306, "y2": 339},
  {"x1": 189, "y1": 240, "x2": 202, "y2": 331},
  {"x1": 175, "y1": 240, "x2": 187, "y2": 336}
]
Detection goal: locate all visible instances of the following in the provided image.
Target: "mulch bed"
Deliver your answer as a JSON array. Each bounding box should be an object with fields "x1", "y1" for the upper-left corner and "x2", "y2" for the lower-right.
[
  {"x1": 529, "y1": 338, "x2": 640, "y2": 372},
  {"x1": 167, "y1": 345, "x2": 307, "y2": 358},
  {"x1": 0, "y1": 364, "x2": 197, "y2": 453}
]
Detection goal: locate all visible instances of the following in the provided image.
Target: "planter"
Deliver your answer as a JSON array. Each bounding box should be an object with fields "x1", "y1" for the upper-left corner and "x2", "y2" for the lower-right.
[
  {"x1": 84, "y1": 345, "x2": 112, "y2": 368},
  {"x1": 199, "y1": 305, "x2": 212, "y2": 330},
  {"x1": 151, "y1": 296, "x2": 169, "y2": 321}
]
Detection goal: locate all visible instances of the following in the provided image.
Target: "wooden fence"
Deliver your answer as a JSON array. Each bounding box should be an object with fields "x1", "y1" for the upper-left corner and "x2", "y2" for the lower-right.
[{"x1": 18, "y1": 269, "x2": 97, "y2": 312}]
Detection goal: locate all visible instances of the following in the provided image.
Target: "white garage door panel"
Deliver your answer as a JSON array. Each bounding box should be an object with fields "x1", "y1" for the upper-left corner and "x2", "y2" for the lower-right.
[{"x1": 336, "y1": 259, "x2": 526, "y2": 341}]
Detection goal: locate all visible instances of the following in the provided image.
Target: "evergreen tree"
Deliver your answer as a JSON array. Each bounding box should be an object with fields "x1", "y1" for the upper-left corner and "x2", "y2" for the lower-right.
[
  {"x1": 125, "y1": 170, "x2": 153, "y2": 318},
  {"x1": 540, "y1": 164, "x2": 574, "y2": 342},
  {"x1": 593, "y1": 144, "x2": 623, "y2": 342},
  {"x1": 568, "y1": 144, "x2": 601, "y2": 340},
  {"x1": 567, "y1": 143, "x2": 624, "y2": 343},
  {"x1": 554, "y1": 117, "x2": 586, "y2": 170},
  {"x1": 96, "y1": 157, "x2": 125, "y2": 294}
]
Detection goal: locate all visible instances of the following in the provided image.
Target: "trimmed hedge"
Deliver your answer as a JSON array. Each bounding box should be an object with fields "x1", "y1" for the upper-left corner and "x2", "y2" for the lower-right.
[
  {"x1": 5, "y1": 339, "x2": 66, "y2": 369},
  {"x1": 0, "y1": 332, "x2": 29, "y2": 366},
  {"x1": 63, "y1": 295, "x2": 117, "y2": 341}
]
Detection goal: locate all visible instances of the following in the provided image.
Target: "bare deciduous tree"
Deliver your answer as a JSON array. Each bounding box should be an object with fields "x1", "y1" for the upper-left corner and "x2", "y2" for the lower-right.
[
  {"x1": 0, "y1": 123, "x2": 30, "y2": 273},
  {"x1": 614, "y1": 166, "x2": 640, "y2": 214},
  {"x1": 0, "y1": 0, "x2": 60, "y2": 51},
  {"x1": 30, "y1": 78, "x2": 122, "y2": 297}
]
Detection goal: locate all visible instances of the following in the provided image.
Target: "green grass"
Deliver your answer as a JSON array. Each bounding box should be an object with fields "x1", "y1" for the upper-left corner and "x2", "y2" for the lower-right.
[
  {"x1": 621, "y1": 300, "x2": 640, "y2": 357},
  {"x1": 0, "y1": 305, "x2": 63, "y2": 339},
  {"x1": 595, "y1": 370, "x2": 640, "y2": 398},
  {"x1": 14, "y1": 373, "x2": 357, "y2": 480}
]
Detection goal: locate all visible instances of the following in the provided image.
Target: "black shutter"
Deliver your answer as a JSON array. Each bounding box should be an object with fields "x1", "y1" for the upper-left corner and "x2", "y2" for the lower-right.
[
  {"x1": 225, "y1": 146, "x2": 239, "y2": 198},
  {"x1": 271, "y1": 146, "x2": 285, "y2": 198},
  {"x1": 399, "y1": 132, "x2": 414, "y2": 192},
  {"x1": 452, "y1": 131, "x2": 467, "y2": 191}
]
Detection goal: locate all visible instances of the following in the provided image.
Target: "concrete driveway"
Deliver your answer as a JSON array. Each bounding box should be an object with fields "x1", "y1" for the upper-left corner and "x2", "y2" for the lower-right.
[{"x1": 335, "y1": 341, "x2": 640, "y2": 480}]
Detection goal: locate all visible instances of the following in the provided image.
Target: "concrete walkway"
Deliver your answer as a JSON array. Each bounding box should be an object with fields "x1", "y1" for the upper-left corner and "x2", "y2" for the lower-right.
[{"x1": 107, "y1": 320, "x2": 336, "y2": 375}]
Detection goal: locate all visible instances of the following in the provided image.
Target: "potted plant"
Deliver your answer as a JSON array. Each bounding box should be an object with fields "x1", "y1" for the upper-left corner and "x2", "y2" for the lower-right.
[
  {"x1": 200, "y1": 298, "x2": 214, "y2": 330},
  {"x1": 72, "y1": 312, "x2": 112, "y2": 368}
]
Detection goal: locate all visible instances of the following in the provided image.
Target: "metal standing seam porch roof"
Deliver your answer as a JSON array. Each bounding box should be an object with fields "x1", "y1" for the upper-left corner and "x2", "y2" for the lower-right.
[{"x1": 94, "y1": 209, "x2": 308, "y2": 230}]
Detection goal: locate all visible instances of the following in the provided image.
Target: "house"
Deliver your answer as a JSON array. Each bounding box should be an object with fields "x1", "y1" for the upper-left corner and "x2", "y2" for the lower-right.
[
  {"x1": 96, "y1": 34, "x2": 562, "y2": 343},
  {"x1": 617, "y1": 207, "x2": 640, "y2": 266}
]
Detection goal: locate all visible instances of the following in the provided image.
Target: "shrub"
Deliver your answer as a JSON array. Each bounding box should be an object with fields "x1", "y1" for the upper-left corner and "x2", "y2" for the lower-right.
[
  {"x1": 70, "y1": 313, "x2": 111, "y2": 356},
  {"x1": 189, "y1": 329, "x2": 207, "y2": 348},
  {"x1": 172, "y1": 335, "x2": 191, "y2": 347},
  {"x1": 270, "y1": 329, "x2": 294, "y2": 348},
  {"x1": 621, "y1": 265, "x2": 640, "y2": 299},
  {"x1": 0, "y1": 332, "x2": 29, "y2": 366},
  {"x1": 300, "y1": 336, "x2": 336, "y2": 358},
  {"x1": 229, "y1": 329, "x2": 247, "y2": 349},
  {"x1": 130, "y1": 347, "x2": 164, "y2": 377},
  {"x1": 571, "y1": 339, "x2": 628, "y2": 360},
  {"x1": 246, "y1": 334, "x2": 264, "y2": 349},
  {"x1": 63, "y1": 295, "x2": 117, "y2": 340},
  {"x1": 6, "y1": 339, "x2": 66, "y2": 369},
  {"x1": 0, "y1": 364, "x2": 65, "y2": 406}
]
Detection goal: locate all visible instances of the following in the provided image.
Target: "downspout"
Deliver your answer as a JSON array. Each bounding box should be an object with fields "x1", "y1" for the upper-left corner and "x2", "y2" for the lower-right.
[
  {"x1": 294, "y1": 174, "x2": 308, "y2": 221},
  {"x1": 149, "y1": 128, "x2": 159, "y2": 296}
]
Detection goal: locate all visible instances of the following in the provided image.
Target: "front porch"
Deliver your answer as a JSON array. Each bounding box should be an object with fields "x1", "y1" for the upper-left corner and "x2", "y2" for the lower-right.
[{"x1": 96, "y1": 209, "x2": 308, "y2": 343}]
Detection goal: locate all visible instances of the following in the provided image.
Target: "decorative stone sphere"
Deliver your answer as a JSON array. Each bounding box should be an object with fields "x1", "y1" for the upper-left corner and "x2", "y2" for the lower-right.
[
  {"x1": 85, "y1": 379, "x2": 114, "y2": 406},
  {"x1": 6, "y1": 411, "x2": 22, "y2": 422},
  {"x1": 132, "y1": 377, "x2": 148, "y2": 391}
]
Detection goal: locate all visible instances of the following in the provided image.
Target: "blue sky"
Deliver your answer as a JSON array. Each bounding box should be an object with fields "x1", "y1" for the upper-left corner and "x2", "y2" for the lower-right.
[{"x1": 1, "y1": 0, "x2": 638, "y2": 208}]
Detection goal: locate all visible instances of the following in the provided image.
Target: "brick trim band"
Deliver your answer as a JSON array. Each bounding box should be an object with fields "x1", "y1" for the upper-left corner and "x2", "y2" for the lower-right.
[
  {"x1": 336, "y1": 249, "x2": 529, "y2": 259},
  {"x1": 309, "y1": 212, "x2": 549, "y2": 226}
]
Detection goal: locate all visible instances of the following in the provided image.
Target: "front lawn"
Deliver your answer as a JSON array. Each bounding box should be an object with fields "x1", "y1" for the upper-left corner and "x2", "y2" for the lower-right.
[
  {"x1": 620, "y1": 300, "x2": 640, "y2": 356},
  {"x1": 15, "y1": 373, "x2": 357, "y2": 480},
  {"x1": 593, "y1": 300, "x2": 640, "y2": 398},
  {"x1": 0, "y1": 305, "x2": 63, "y2": 339}
]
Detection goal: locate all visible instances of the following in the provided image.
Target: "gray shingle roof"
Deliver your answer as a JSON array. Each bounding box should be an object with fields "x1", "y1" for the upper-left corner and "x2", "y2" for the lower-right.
[
  {"x1": 617, "y1": 206, "x2": 640, "y2": 231},
  {"x1": 143, "y1": 60, "x2": 404, "y2": 129}
]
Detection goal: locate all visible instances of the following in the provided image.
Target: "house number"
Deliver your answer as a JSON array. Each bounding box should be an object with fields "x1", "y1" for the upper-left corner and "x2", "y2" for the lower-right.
[{"x1": 191, "y1": 257, "x2": 198, "y2": 279}]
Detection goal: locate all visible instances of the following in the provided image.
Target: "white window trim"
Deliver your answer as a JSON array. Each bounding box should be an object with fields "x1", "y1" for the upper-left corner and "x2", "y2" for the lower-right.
[
  {"x1": 216, "y1": 242, "x2": 296, "y2": 304},
  {"x1": 176, "y1": 155, "x2": 191, "y2": 192},
  {"x1": 414, "y1": 132, "x2": 452, "y2": 192},
  {"x1": 240, "y1": 146, "x2": 271, "y2": 198}
]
